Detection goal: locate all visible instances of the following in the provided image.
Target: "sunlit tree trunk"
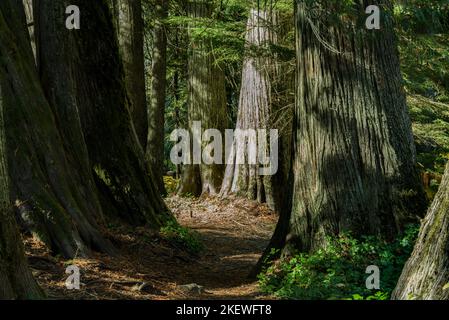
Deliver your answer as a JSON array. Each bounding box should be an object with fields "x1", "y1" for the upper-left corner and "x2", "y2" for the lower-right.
[
  {"x1": 392, "y1": 161, "x2": 449, "y2": 300},
  {"x1": 147, "y1": 0, "x2": 168, "y2": 195},
  {"x1": 220, "y1": 8, "x2": 288, "y2": 211},
  {"x1": 178, "y1": 0, "x2": 228, "y2": 196}
]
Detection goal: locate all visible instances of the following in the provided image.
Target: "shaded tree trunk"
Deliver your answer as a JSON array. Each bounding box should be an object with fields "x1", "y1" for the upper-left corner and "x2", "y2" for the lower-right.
[
  {"x1": 178, "y1": 0, "x2": 228, "y2": 196},
  {"x1": 263, "y1": 0, "x2": 426, "y2": 258},
  {"x1": 0, "y1": 4, "x2": 43, "y2": 300},
  {"x1": 147, "y1": 0, "x2": 168, "y2": 195},
  {"x1": 220, "y1": 8, "x2": 288, "y2": 211},
  {"x1": 392, "y1": 161, "x2": 449, "y2": 300},
  {"x1": 35, "y1": 0, "x2": 172, "y2": 229},
  {"x1": 112, "y1": 0, "x2": 148, "y2": 147},
  {"x1": 1, "y1": 0, "x2": 114, "y2": 258}
]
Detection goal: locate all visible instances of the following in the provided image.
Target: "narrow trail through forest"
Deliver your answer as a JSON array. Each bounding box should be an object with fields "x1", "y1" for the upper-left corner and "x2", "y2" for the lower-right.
[{"x1": 25, "y1": 196, "x2": 277, "y2": 300}]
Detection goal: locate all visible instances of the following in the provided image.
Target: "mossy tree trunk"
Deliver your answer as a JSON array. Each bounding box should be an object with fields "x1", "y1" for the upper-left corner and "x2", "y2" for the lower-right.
[
  {"x1": 178, "y1": 0, "x2": 228, "y2": 196},
  {"x1": 261, "y1": 0, "x2": 426, "y2": 259},
  {"x1": 392, "y1": 161, "x2": 449, "y2": 300},
  {"x1": 35, "y1": 0, "x2": 172, "y2": 228},
  {"x1": 112, "y1": 0, "x2": 148, "y2": 148},
  {"x1": 1, "y1": 0, "x2": 115, "y2": 258},
  {"x1": 147, "y1": 0, "x2": 168, "y2": 195}
]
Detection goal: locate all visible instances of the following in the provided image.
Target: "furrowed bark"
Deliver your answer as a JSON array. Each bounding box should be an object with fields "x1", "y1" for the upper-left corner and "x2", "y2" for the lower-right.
[
  {"x1": 147, "y1": 0, "x2": 168, "y2": 195},
  {"x1": 112, "y1": 0, "x2": 148, "y2": 148},
  {"x1": 219, "y1": 8, "x2": 290, "y2": 211},
  {"x1": 0, "y1": 37, "x2": 43, "y2": 299},
  {"x1": 268, "y1": 0, "x2": 427, "y2": 256},
  {"x1": 392, "y1": 161, "x2": 449, "y2": 300},
  {"x1": 36, "y1": 0, "x2": 171, "y2": 228},
  {"x1": 178, "y1": 0, "x2": 228, "y2": 196},
  {"x1": 1, "y1": 0, "x2": 114, "y2": 258}
]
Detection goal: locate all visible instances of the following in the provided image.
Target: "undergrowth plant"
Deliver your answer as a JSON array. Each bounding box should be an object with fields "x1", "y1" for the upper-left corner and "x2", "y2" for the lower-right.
[
  {"x1": 258, "y1": 225, "x2": 420, "y2": 300},
  {"x1": 160, "y1": 221, "x2": 204, "y2": 254}
]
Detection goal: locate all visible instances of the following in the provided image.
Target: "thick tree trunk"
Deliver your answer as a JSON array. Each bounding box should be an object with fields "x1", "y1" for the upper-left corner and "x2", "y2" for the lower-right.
[
  {"x1": 36, "y1": 0, "x2": 172, "y2": 228},
  {"x1": 392, "y1": 161, "x2": 449, "y2": 300},
  {"x1": 0, "y1": 6, "x2": 43, "y2": 300},
  {"x1": 268, "y1": 0, "x2": 426, "y2": 256},
  {"x1": 112, "y1": 0, "x2": 148, "y2": 148},
  {"x1": 178, "y1": 0, "x2": 228, "y2": 196},
  {"x1": 147, "y1": 0, "x2": 168, "y2": 195},
  {"x1": 220, "y1": 8, "x2": 285, "y2": 211},
  {"x1": 1, "y1": 0, "x2": 114, "y2": 258}
]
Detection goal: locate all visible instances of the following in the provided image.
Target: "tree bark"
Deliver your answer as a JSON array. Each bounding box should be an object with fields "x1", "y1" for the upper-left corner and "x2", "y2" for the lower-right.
[
  {"x1": 112, "y1": 0, "x2": 148, "y2": 148},
  {"x1": 178, "y1": 0, "x2": 228, "y2": 196},
  {"x1": 267, "y1": 0, "x2": 427, "y2": 256},
  {"x1": 219, "y1": 8, "x2": 288, "y2": 211},
  {"x1": 35, "y1": 0, "x2": 172, "y2": 228},
  {"x1": 0, "y1": 5, "x2": 43, "y2": 300},
  {"x1": 392, "y1": 161, "x2": 449, "y2": 300},
  {"x1": 0, "y1": 0, "x2": 115, "y2": 258},
  {"x1": 147, "y1": 0, "x2": 168, "y2": 195}
]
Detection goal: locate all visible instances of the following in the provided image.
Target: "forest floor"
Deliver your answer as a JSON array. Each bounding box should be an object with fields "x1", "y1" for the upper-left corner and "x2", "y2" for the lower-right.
[{"x1": 24, "y1": 195, "x2": 277, "y2": 300}]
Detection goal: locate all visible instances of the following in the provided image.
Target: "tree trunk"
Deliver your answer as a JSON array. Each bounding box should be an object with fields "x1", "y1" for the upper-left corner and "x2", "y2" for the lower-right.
[
  {"x1": 112, "y1": 0, "x2": 148, "y2": 148},
  {"x1": 0, "y1": 0, "x2": 115, "y2": 258},
  {"x1": 36, "y1": 0, "x2": 172, "y2": 228},
  {"x1": 178, "y1": 0, "x2": 228, "y2": 196},
  {"x1": 147, "y1": 0, "x2": 168, "y2": 195},
  {"x1": 0, "y1": 5, "x2": 43, "y2": 300},
  {"x1": 22, "y1": 0, "x2": 36, "y2": 61},
  {"x1": 219, "y1": 8, "x2": 287, "y2": 211},
  {"x1": 392, "y1": 161, "x2": 449, "y2": 300},
  {"x1": 267, "y1": 0, "x2": 426, "y2": 256}
]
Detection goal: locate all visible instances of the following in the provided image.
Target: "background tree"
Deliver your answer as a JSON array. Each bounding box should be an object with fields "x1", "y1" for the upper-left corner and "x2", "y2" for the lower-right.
[
  {"x1": 147, "y1": 0, "x2": 169, "y2": 194},
  {"x1": 112, "y1": 0, "x2": 148, "y2": 147},
  {"x1": 177, "y1": 0, "x2": 228, "y2": 196},
  {"x1": 392, "y1": 161, "x2": 449, "y2": 300},
  {"x1": 219, "y1": 5, "x2": 292, "y2": 211}
]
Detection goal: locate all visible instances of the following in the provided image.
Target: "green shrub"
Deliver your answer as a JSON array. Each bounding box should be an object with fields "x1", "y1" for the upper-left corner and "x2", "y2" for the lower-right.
[
  {"x1": 258, "y1": 225, "x2": 419, "y2": 300},
  {"x1": 160, "y1": 221, "x2": 204, "y2": 254},
  {"x1": 163, "y1": 176, "x2": 179, "y2": 195}
]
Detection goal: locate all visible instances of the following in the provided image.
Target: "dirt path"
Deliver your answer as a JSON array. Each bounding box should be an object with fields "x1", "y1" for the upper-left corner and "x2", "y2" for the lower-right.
[
  {"x1": 26, "y1": 196, "x2": 277, "y2": 300},
  {"x1": 169, "y1": 196, "x2": 277, "y2": 299}
]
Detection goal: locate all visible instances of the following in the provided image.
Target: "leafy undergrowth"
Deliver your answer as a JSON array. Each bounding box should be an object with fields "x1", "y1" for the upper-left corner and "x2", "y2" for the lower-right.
[
  {"x1": 258, "y1": 225, "x2": 419, "y2": 300},
  {"x1": 160, "y1": 220, "x2": 204, "y2": 254}
]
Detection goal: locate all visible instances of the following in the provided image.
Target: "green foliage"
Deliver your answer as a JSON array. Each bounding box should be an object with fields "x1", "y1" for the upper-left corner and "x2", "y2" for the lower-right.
[
  {"x1": 258, "y1": 225, "x2": 420, "y2": 300},
  {"x1": 393, "y1": 0, "x2": 449, "y2": 34},
  {"x1": 160, "y1": 221, "x2": 204, "y2": 254},
  {"x1": 399, "y1": 33, "x2": 449, "y2": 197},
  {"x1": 163, "y1": 176, "x2": 179, "y2": 195}
]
